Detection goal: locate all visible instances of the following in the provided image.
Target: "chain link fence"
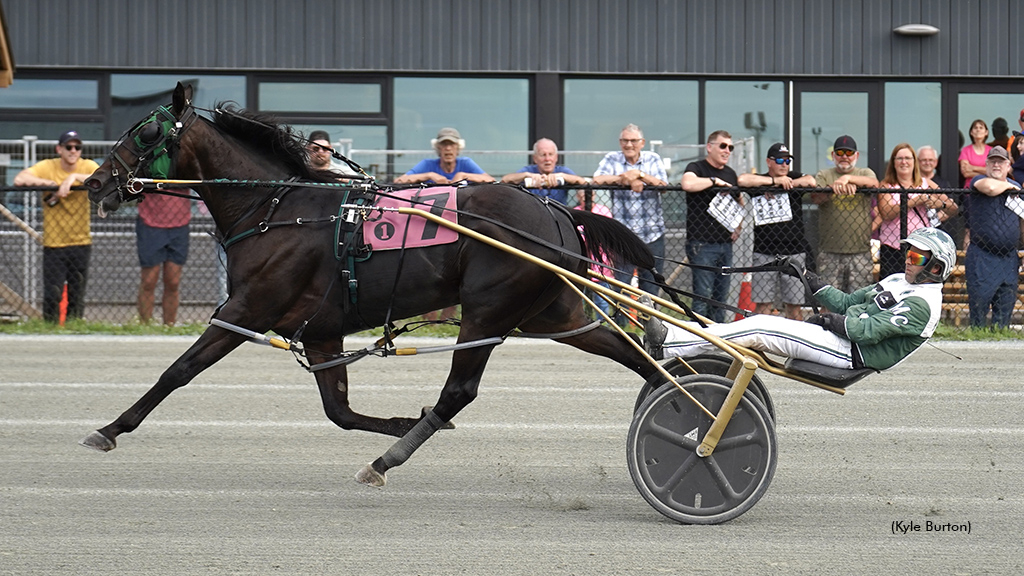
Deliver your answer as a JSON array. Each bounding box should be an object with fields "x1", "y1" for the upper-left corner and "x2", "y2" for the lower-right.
[{"x1": 0, "y1": 135, "x2": 1016, "y2": 330}]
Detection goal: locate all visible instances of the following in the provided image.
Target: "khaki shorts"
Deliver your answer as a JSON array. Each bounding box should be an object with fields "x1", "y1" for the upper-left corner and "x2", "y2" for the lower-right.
[{"x1": 750, "y1": 252, "x2": 805, "y2": 306}]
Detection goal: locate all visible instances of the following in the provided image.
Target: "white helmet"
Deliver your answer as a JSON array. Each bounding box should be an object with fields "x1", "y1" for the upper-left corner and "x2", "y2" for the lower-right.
[{"x1": 902, "y1": 227, "x2": 956, "y2": 282}]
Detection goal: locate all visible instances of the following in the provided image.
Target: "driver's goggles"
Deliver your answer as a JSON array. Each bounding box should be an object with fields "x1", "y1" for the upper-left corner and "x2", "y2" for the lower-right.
[{"x1": 905, "y1": 248, "x2": 931, "y2": 267}]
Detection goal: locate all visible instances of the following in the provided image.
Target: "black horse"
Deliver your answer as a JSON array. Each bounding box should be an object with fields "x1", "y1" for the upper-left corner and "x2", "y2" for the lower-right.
[{"x1": 83, "y1": 83, "x2": 659, "y2": 486}]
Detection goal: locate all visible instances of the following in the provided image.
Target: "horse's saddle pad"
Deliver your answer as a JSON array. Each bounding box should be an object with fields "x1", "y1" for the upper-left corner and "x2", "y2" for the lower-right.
[{"x1": 363, "y1": 187, "x2": 459, "y2": 250}]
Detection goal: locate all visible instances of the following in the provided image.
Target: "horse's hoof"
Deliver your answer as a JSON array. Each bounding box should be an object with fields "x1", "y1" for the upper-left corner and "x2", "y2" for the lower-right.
[
  {"x1": 79, "y1": 431, "x2": 116, "y2": 452},
  {"x1": 355, "y1": 463, "x2": 386, "y2": 487}
]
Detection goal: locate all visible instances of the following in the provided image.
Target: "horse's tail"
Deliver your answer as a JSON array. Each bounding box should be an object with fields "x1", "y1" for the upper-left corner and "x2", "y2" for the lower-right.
[{"x1": 570, "y1": 209, "x2": 656, "y2": 274}]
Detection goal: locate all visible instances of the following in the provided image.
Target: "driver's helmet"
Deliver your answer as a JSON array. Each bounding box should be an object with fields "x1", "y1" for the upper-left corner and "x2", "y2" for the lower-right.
[{"x1": 902, "y1": 227, "x2": 957, "y2": 282}]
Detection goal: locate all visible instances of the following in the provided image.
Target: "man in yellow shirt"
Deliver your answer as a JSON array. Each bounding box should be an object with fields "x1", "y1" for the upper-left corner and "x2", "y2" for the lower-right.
[{"x1": 14, "y1": 131, "x2": 99, "y2": 322}]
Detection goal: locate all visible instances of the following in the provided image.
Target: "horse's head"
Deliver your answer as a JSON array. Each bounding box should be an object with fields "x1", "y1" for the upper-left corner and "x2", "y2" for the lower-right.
[{"x1": 86, "y1": 82, "x2": 198, "y2": 217}]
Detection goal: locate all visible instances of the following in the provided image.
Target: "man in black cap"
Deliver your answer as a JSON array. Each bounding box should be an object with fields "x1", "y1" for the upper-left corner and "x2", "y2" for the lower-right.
[
  {"x1": 14, "y1": 130, "x2": 99, "y2": 322},
  {"x1": 738, "y1": 143, "x2": 817, "y2": 319},
  {"x1": 811, "y1": 135, "x2": 879, "y2": 292}
]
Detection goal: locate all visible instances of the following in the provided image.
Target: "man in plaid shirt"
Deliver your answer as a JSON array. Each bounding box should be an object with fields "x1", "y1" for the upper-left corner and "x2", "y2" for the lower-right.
[{"x1": 592, "y1": 123, "x2": 669, "y2": 297}]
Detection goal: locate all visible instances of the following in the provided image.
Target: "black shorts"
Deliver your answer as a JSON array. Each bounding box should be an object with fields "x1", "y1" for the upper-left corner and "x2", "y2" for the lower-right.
[{"x1": 136, "y1": 220, "x2": 189, "y2": 268}]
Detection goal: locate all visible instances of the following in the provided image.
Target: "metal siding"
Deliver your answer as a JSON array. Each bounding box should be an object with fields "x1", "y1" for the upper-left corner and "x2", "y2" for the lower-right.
[
  {"x1": 802, "y1": 0, "x2": 832, "y2": 75},
  {"x1": 4, "y1": 0, "x2": 1024, "y2": 76},
  {"x1": 863, "y1": 0, "x2": 892, "y2": 75},
  {"x1": 687, "y1": 1, "x2": 715, "y2": 73},
  {"x1": 774, "y1": 0, "x2": 804, "y2": 75}
]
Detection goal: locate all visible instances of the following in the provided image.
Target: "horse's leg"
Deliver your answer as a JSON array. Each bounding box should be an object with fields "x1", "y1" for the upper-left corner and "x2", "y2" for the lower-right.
[
  {"x1": 308, "y1": 339, "x2": 432, "y2": 438},
  {"x1": 519, "y1": 290, "x2": 660, "y2": 380},
  {"x1": 79, "y1": 326, "x2": 248, "y2": 451},
  {"x1": 355, "y1": 343, "x2": 496, "y2": 487}
]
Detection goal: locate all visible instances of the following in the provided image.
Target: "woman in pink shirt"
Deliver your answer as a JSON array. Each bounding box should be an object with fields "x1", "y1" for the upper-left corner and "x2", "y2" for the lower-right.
[
  {"x1": 959, "y1": 119, "x2": 991, "y2": 186},
  {"x1": 877, "y1": 143, "x2": 957, "y2": 278}
]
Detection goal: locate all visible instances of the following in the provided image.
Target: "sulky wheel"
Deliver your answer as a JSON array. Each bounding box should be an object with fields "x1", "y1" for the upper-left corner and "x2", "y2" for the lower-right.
[
  {"x1": 627, "y1": 375, "x2": 777, "y2": 525},
  {"x1": 633, "y1": 355, "x2": 775, "y2": 422}
]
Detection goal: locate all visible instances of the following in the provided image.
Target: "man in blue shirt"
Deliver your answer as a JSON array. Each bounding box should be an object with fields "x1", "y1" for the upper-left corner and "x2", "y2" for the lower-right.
[
  {"x1": 501, "y1": 138, "x2": 587, "y2": 205},
  {"x1": 965, "y1": 145, "x2": 1023, "y2": 328},
  {"x1": 592, "y1": 124, "x2": 669, "y2": 296},
  {"x1": 394, "y1": 127, "x2": 494, "y2": 185}
]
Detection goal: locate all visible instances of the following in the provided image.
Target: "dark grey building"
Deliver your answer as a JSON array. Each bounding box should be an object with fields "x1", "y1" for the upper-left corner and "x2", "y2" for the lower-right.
[{"x1": 3, "y1": 0, "x2": 1023, "y2": 179}]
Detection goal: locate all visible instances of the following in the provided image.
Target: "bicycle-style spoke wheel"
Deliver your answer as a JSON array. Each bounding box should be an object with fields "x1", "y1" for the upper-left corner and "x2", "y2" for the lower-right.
[{"x1": 627, "y1": 375, "x2": 777, "y2": 525}]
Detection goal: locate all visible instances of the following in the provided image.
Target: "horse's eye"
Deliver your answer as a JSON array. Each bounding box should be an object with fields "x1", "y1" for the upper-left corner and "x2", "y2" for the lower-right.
[{"x1": 138, "y1": 122, "x2": 161, "y2": 145}]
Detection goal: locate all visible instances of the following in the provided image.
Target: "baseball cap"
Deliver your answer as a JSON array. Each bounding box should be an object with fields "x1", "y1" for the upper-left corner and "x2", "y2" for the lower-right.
[
  {"x1": 767, "y1": 142, "x2": 792, "y2": 159},
  {"x1": 307, "y1": 130, "x2": 330, "y2": 143},
  {"x1": 833, "y1": 135, "x2": 857, "y2": 152},
  {"x1": 58, "y1": 130, "x2": 82, "y2": 146},
  {"x1": 435, "y1": 127, "x2": 462, "y2": 144},
  {"x1": 1019, "y1": 108, "x2": 1024, "y2": 122},
  {"x1": 987, "y1": 146, "x2": 1010, "y2": 161}
]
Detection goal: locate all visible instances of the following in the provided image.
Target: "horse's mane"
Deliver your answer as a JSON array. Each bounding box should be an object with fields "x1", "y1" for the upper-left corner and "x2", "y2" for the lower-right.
[{"x1": 211, "y1": 102, "x2": 337, "y2": 183}]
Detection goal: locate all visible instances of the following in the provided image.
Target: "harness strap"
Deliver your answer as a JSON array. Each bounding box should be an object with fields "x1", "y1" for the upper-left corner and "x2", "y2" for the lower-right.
[{"x1": 514, "y1": 321, "x2": 602, "y2": 339}]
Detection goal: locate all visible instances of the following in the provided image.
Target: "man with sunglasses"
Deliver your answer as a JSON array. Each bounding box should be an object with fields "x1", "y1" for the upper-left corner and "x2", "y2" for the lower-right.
[
  {"x1": 811, "y1": 135, "x2": 879, "y2": 293},
  {"x1": 306, "y1": 130, "x2": 334, "y2": 171},
  {"x1": 963, "y1": 145, "x2": 1023, "y2": 328},
  {"x1": 644, "y1": 227, "x2": 956, "y2": 373},
  {"x1": 680, "y1": 130, "x2": 743, "y2": 323},
  {"x1": 738, "y1": 143, "x2": 816, "y2": 320},
  {"x1": 14, "y1": 130, "x2": 99, "y2": 322}
]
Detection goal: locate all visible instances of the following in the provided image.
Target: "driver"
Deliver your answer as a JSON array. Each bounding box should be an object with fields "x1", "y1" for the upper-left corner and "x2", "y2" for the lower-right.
[{"x1": 644, "y1": 227, "x2": 956, "y2": 371}]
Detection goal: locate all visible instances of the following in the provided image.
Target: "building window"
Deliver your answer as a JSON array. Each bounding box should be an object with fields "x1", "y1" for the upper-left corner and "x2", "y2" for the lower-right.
[
  {"x1": 884, "y1": 82, "x2": 941, "y2": 157},
  {"x1": 110, "y1": 74, "x2": 246, "y2": 139},
  {"x1": 705, "y1": 81, "x2": 786, "y2": 174},
  {"x1": 258, "y1": 82, "x2": 381, "y2": 114},
  {"x1": 563, "y1": 79, "x2": 699, "y2": 177},
  {"x1": 0, "y1": 78, "x2": 98, "y2": 109},
  {"x1": 392, "y1": 77, "x2": 528, "y2": 177}
]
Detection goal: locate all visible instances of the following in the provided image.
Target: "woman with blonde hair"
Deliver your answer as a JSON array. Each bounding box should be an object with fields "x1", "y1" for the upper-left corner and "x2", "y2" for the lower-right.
[{"x1": 877, "y1": 143, "x2": 957, "y2": 278}]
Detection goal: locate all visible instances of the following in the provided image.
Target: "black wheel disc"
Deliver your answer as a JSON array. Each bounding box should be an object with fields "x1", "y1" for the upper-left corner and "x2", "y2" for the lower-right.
[
  {"x1": 627, "y1": 375, "x2": 777, "y2": 525},
  {"x1": 634, "y1": 355, "x2": 775, "y2": 422}
]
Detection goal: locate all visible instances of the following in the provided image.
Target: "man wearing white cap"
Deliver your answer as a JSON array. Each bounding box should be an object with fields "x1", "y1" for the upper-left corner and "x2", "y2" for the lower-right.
[
  {"x1": 394, "y1": 127, "x2": 493, "y2": 184},
  {"x1": 14, "y1": 130, "x2": 99, "y2": 322}
]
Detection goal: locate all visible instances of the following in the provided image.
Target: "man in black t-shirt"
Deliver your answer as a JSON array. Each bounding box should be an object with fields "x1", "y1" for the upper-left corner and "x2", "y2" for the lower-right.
[
  {"x1": 680, "y1": 130, "x2": 742, "y2": 323},
  {"x1": 738, "y1": 142, "x2": 817, "y2": 320}
]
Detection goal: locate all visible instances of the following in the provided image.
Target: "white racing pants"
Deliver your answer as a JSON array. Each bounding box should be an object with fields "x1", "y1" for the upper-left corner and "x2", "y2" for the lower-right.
[{"x1": 661, "y1": 314, "x2": 855, "y2": 369}]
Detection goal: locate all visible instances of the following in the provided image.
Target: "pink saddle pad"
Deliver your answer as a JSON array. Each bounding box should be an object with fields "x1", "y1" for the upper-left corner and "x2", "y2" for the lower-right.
[{"x1": 363, "y1": 187, "x2": 459, "y2": 250}]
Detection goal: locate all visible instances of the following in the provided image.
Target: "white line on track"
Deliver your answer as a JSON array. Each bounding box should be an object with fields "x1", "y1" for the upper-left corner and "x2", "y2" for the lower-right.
[
  {"x1": 2, "y1": 418, "x2": 1023, "y2": 435},
  {"x1": 3, "y1": 381, "x2": 1023, "y2": 398}
]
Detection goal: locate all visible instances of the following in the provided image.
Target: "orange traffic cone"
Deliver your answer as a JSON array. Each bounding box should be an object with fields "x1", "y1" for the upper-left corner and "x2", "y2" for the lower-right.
[
  {"x1": 734, "y1": 272, "x2": 754, "y2": 321},
  {"x1": 59, "y1": 284, "x2": 68, "y2": 326}
]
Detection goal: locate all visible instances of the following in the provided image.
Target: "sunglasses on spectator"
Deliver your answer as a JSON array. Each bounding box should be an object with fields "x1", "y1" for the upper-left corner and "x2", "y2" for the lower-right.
[
  {"x1": 308, "y1": 143, "x2": 333, "y2": 153},
  {"x1": 64, "y1": 144, "x2": 82, "y2": 151},
  {"x1": 713, "y1": 142, "x2": 735, "y2": 151},
  {"x1": 905, "y1": 248, "x2": 931, "y2": 267},
  {"x1": 834, "y1": 149, "x2": 856, "y2": 158},
  {"x1": 619, "y1": 138, "x2": 643, "y2": 145},
  {"x1": 771, "y1": 157, "x2": 792, "y2": 165}
]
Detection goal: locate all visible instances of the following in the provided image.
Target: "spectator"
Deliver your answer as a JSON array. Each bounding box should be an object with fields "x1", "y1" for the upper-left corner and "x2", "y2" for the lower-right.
[
  {"x1": 680, "y1": 130, "x2": 743, "y2": 323},
  {"x1": 737, "y1": 142, "x2": 816, "y2": 320},
  {"x1": 1011, "y1": 134, "x2": 1024, "y2": 182},
  {"x1": 501, "y1": 138, "x2": 588, "y2": 205},
  {"x1": 13, "y1": 130, "x2": 98, "y2": 322},
  {"x1": 306, "y1": 130, "x2": 334, "y2": 171},
  {"x1": 592, "y1": 123, "x2": 669, "y2": 297},
  {"x1": 393, "y1": 127, "x2": 493, "y2": 185},
  {"x1": 812, "y1": 135, "x2": 879, "y2": 292},
  {"x1": 919, "y1": 144, "x2": 963, "y2": 246},
  {"x1": 644, "y1": 227, "x2": 957, "y2": 372},
  {"x1": 959, "y1": 119, "x2": 991, "y2": 186},
  {"x1": 136, "y1": 189, "x2": 192, "y2": 325},
  {"x1": 963, "y1": 146, "x2": 1022, "y2": 329},
  {"x1": 876, "y1": 143, "x2": 957, "y2": 279},
  {"x1": 988, "y1": 117, "x2": 1011, "y2": 151}
]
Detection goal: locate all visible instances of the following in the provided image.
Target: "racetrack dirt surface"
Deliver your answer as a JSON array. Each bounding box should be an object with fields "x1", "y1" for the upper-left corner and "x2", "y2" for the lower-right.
[{"x1": 2, "y1": 335, "x2": 1022, "y2": 575}]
